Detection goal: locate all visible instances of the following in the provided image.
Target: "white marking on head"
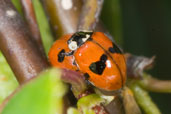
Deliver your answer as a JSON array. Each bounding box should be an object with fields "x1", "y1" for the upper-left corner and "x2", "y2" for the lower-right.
[
  {"x1": 61, "y1": 0, "x2": 73, "y2": 10},
  {"x1": 68, "y1": 41, "x2": 77, "y2": 51},
  {"x1": 6, "y1": 10, "x2": 16, "y2": 17},
  {"x1": 86, "y1": 34, "x2": 90, "y2": 38},
  {"x1": 82, "y1": 34, "x2": 90, "y2": 42}
]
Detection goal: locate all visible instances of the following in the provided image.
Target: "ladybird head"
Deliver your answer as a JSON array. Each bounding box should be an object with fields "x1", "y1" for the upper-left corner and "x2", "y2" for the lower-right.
[{"x1": 67, "y1": 31, "x2": 93, "y2": 51}]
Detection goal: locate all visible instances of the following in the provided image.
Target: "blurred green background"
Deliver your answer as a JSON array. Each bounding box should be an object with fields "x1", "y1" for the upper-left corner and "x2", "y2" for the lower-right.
[{"x1": 101, "y1": 0, "x2": 171, "y2": 114}]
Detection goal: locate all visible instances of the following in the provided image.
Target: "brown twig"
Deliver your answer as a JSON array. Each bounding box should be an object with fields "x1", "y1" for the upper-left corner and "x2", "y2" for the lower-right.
[
  {"x1": 21, "y1": 0, "x2": 45, "y2": 55},
  {"x1": 122, "y1": 87, "x2": 141, "y2": 114},
  {"x1": 105, "y1": 95, "x2": 125, "y2": 114},
  {"x1": 138, "y1": 73, "x2": 171, "y2": 93},
  {"x1": 125, "y1": 53, "x2": 155, "y2": 78},
  {"x1": 125, "y1": 53, "x2": 171, "y2": 93},
  {"x1": 41, "y1": 0, "x2": 82, "y2": 37},
  {"x1": 0, "y1": 0, "x2": 49, "y2": 84},
  {"x1": 41, "y1": 0, "x2": 112, "y2": 39},
  {"x1": 77, "y1": 0, "x2": 104, "y2": 31}
]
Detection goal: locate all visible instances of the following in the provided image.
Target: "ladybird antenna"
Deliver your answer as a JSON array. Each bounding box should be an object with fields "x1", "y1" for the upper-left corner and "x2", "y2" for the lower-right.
[{"x1": 64, "y1": 51, "x2": 74, "y2": 56}]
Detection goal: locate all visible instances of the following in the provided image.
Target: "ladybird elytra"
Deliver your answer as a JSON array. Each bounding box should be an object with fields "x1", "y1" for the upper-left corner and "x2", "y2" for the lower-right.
[{"x1": 48, "y1": 31, "x2": 126, "y2": 91}]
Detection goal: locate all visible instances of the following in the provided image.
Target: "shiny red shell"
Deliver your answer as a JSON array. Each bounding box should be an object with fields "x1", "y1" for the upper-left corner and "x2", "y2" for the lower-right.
[{"x1": 48, "y1": 32, "x2": 126, "y2": 91}]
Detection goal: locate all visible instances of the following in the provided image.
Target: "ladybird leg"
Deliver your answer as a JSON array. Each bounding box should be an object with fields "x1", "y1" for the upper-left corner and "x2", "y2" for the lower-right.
[
  {"x1": 64, "y1": 51, "x2": 74, "y2": 56},
  {"x1": 65, "y1": 51, "x2": 81, "y2": 71}
]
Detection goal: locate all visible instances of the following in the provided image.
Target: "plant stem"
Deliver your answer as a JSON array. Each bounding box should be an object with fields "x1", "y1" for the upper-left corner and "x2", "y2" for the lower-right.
[
  {"x1": 41, "y1": 0, "x2": 82, "y2": 37},
  {"x1": 0, "y1": 0, "x2": 49, "y2": 84},
  {"x1": 122, "y1": 87, "x2": 141, "y2": 114},
  {"x1": 32, "y1": 0, "x2": 54, "y2": 55},
  {"x1": 105, "y1": 95, "x2": 124, "y2": 114},
  {"x1": 129, "y1": 83, "x2": 161, "y2": 114},
  {"x1": 138, "y1": 73, "x2": 171, "y2": 93},
  {"x1": 21, "y1": 0, "x2": 45, "y2": 56},
  {"x1": 77, "y1": 0, "x2": 104, "y2": 31},
  {"x1": 11, "y1": 0, "x2": 23, "y2": 15}
]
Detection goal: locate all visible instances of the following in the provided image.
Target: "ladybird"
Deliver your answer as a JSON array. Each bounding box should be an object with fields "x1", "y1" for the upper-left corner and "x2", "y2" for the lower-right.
[{"x1": 48, "y1": 31, "x2": 126, "y2": 91}]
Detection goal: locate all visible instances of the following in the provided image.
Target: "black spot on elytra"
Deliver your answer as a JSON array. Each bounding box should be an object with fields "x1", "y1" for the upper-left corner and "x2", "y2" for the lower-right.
[
  {"x1": 58, "y1": 49, "x2": 65, "y2": 62},
  {"x1": 89, "y1": 54, "x2": 107, "y2": 75},
  {"x1": 84, "y1": 73, "x2": 90, "y2": 79},
  {"x1": 108, "y1": 43, "x2": 122, "y2": 54},
  {"x1": 100, "y1": 54, "x2": 108, "y2": 62}
]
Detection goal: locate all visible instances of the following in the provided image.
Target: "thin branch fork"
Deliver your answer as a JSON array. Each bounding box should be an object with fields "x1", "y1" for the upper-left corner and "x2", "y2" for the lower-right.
[
  {"x1": 125, "y1": 53, "x2": 171, "y2": 93},
  {"x1": 41, "y1": 0, "x2": 83, "y2": 37},
  {"x1": 41, "y1": 0, "x2": 111, "y2": 40}
]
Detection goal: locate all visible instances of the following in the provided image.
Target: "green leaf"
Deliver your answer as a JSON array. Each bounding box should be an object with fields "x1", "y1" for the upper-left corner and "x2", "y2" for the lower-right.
[
  {"x1": 1, "y1": 68, "x2": 67, "y2": 114},
  {"x1": 77, "y1": 94, "x2": 104, "y2": 114},
  {"x1": 67, "y1": 108, "x2": 80, "y2": 114},
  {"x1": 32, "y1": 0, "x2": 54, "y2": 55},
  {"x1": 0, "y1": 52, "x2": 18, "y2": 104},
  {"x1": 11, "y1": 0, "x2": 23, "y2": 15},
  {"x1": 77, "y1": 94, "x2": 104, "y2": 108}
]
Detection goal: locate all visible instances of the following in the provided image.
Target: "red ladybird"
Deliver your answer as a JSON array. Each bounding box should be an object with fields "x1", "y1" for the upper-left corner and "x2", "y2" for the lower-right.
[{"x1": 48, "y1": 31, "x2": 126, "y2": 91}]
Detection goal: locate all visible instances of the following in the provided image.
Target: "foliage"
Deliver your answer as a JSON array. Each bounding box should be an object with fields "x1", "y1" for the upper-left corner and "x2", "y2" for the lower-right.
[
  {"x1": 1, "y1": 69, "x2": 67, "y2": 114},
  {"x1": 0, "y1": 52, "x2": 18, "y2": 104},
  {"x1": 32, "y1": 0, "x2": 54, "y2": 55}
]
